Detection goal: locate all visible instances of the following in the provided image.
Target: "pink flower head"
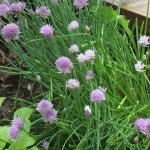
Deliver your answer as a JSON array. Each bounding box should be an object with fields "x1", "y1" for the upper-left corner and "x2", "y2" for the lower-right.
[
  {"x1": 8, "y1": 126, "x2": 20, "y2": 140},
  {"x1": 2, "y1": 0, "x2": 10, "y2": 5},
  {"x1": 66, "y1": 79, "x2": 80, "y2": 89},
  {"x1": 40, "y1": 24, "x2": 54, "y2": 38},
  {"x1": 36, "y1": 100, "x2": 53, "y2": 114},
  {"x1": 85, "y1": 49, "x2": 95, "y2": 62},
  {"x1": 73, "y1": 0, "x2": 88, "y2": 9},
  {"x1": 2, "y1": 23, "x2": 20, "y2": 42},
  {"x1": 86, "y1": 70, "x2": 93, "y2": 80},
  {"x1": 134, "y1": 118, "x2": 150, "y2": 137},
  {"x1": 36, "y1": 6, "x2": 51, "y2": 18},
  {"x1": 55, "y1": 56, "x2": 73, "y2": 73},
  {"x1": 12, "y1": 117, "x2": 24, "y2": 129},
  {"x1": 9, "y1": 2, "x2": 26, "y2": 14},
  {"x1": 77, "y1": 53, "x2": 87, "y2": 63},
  {"x1": 0, "y1": 4, "x2": 9, "y2": 16},
  {"x1": 29, "y1": 9, "x2": 34, "y2": 16},
  {"x1": 90, "y1": 89, "x2": 106, "y2": 102},
  {"x1": 138, "y1": 35, "x2": 149, "y2": 47},
  {"x1": 134, "y1": 61, "x2": 145, "y2": 72},
  {"x1": 68, "y1": 20, "x2": 79, "y2": 31},
  {"x1": 43, "y1": 109, "x2": 57, "y2": 123},
  {"x1": 51, "y1": 0, "x2": 59, "y2": 3},
  {"x1": 84, "y1": 105, "x2": 91, "y2": 117},
  {"x1": 69, "y1": 44, "x2": 79, "y2": 53},
  {"x1": 41, "y1": 141, "x2": 49, "y2": 149}
]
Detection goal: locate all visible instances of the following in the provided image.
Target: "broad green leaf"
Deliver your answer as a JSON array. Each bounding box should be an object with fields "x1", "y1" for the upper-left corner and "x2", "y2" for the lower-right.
[
  {"x1": 0, "y1": 139, "x2": 6, "y2": 149},
  {"x1": 8, "y1": 131, "x2": 35, "y2": 150},
  {"x1": 0, "y1": 126, "x2": 10, "y2": 143},
  {"x1": 14, "y1": 107, "x2": 33, "y2": 120},
  {"x1": 0, "y1": 97, "x2": 6, "y2": 106},
  {"x1": 29, "y1": 146, "x2": 39, "y2": 150}
]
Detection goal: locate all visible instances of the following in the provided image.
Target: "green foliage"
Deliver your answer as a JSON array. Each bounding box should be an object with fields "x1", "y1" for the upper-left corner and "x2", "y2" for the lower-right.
[
  {"x1": 0, "y1": 97, "x2": 6, "y2": 106},
  {"x1": 0, "y1": 0, "x2": 149, "y2": 149}
]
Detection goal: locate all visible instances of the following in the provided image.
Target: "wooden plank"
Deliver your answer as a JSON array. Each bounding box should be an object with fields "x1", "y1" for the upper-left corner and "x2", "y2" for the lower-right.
[{"x1": 105, "y1": 0, "x2": 150, "y2": 32}]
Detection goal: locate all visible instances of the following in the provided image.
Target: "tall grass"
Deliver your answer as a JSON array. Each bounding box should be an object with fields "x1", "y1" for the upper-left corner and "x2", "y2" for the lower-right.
[{"x1": 0, "y1": 0, "x2": 150, "y2": 149}]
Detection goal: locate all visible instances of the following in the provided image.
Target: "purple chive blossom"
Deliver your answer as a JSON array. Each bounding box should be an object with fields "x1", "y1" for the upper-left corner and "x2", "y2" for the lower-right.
[
  {"x1": 0, "y1": 4, "x2": 9, "y2": 17},
  {"x1": 2, "y1": 23, "x2": 20, "y2": 42},
  {"x1": 134, "y1": 118, "x2": 150, "y2": 137},
  {"x1": 73, "y1": 0, "x2": 88, "y2": 9},
  {"x1": 138, "y1": 35, "x2": 149, "y2": 47},
  {"x1": 2, "y1": 0, "x2": 10, "y2": 5},
  {"x1": 85, "y1": 49, "x2": 95, "y2": 63},
  {"x1": 77, "y1": 53, "x2": 87, "y2": 63},
  {"x1": 35, "y1": 6, "x2": 51, "y2": 18},
  {"x1": 29, "y1": 9, "x2": 34, "y2": 16},
  {"x1": 36, "y1": 100, "x2": 53, "y2": 114},
  {"x1": 68, "y1": 20, "x2": 79, "y2": 31},
  {"x1": 12, "y1": 117, "x2": 24, "y2": 129},
  {"x1": 90, "y1": 89, "x2": 106, "y2": 102},
  {"x1": 40, "y1": 24, "x2": 54, "y2": 38},
  {"x1": 41, "y1": 141, "x2": 49, "y2": 149},
  {"x1": 84, "y1": 105, "x2": 91, "y2": 117},
  {"x1": 8, "y1": 126, "x2": 20, "y2": 140},
  {"x1": 51, "y1": 0, "x2": 59, "y2": 3},
  {"x1": 9, "y1": 2, "x2": 26, "y2": 14},
  {"x1": 134, "y1": 61, "x2": 145, "y2": 72},
  {"x1": 55, "y1": 56, "x2": 73, "y2": 73},
  {"x1": 66, "y1": 79, "x2": 80, "y2": 89},
  {"x1": 86, "y1": 70, "x2": 93, "y2": 80},
  {"x1": 69, "y1": 44, "x2": 79, "y2": 53},
  {"x1": 43, "y1": 109, "x2": 57, "y2": 123}
]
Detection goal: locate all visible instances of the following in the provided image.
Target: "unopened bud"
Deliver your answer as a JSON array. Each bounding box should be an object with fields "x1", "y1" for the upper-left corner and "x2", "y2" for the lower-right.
[
  {"x1": 85, "y1": 26, "x2": 90, "y2": 32},
  {"x1": 143, "y1": 55, "x2": 146, "y2": 60},
  {"x1": 27, "y1": 83, "x2": 32, "y2": 91},
  {"x1": 36, "y1": 75, "x2": 41, "y2": 81},
  {"x1": 146, "y1": 51, "x2": 149, "y2": 56},
  {"x1": 134, "y1": 136, "x2": 139, "y2": 143}
]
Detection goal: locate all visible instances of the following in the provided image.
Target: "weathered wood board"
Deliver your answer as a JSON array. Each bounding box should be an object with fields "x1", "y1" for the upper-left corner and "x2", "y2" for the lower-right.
[{"x1": 105, "y1": 0, "x2": 150, "y2": 32}]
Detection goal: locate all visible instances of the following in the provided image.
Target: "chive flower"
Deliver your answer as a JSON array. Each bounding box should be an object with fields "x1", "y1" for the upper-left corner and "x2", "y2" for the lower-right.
[
  {"x1": 86, "y1": 70, "x2": 93, "y2": 80},
  {"x1": 138, "y1": 35, "x2": 149, "y2": 47},
  {"x1": 41, "y1": 141, "x2": 49, "y2": 149},
  {"x1": 134, "y1": 61, "x2": 145, "y2": 72},
  {"x1": 40, "y1": 24, "x2": 54, "y2": 38},
  {"x1": 66, "y1": 79, "x2": 80, "y2": 89},
  {"x1": 134, "y1": 118, "x2": 150, "y2": 137},
  {"x1": 55, "y1": 56, "x2": 73, "y2": 73},
  {"x1": 43, "y1": 109, "x2": 57, "y2": 123},
  {"x1": 73, "y1": 0, "x2": 88, "y2": 9},
  {"x1": 77, "y1": 53, "x2": 87, "y2": 63},
  {"x1": 0, "y1": 4, "x2": 9, "y2": 17},
  {"x1": 2, "y1": 23, "x2": 20, "y2": 42},
  {"x1": 36, "y1": 100, "x2": 53, "y2": 114},
  {"x1": 12, "y1": 117, "x2": 24, "y2": 129},
  {"x1": 84, "y1": 105, "x2": 91, "y2": 117},
  {"x1": 9, "y1": 2, "x2": 26, "y2": 14},
  {"x1": 8, "y1": 126, "x2": 20, "y2": 140},
  {"x1": 90, "y1": 89, "x2": 106, "y2": 102},
  {"x1": 69, "y1": 44, "x2": 79, "y2": 53},
  {"x1": 36, "y1": 6, "x2": 51, "y2": 18},
  {"x1": 68, "y1": 20, "x2": 79, "y2": 31}
]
